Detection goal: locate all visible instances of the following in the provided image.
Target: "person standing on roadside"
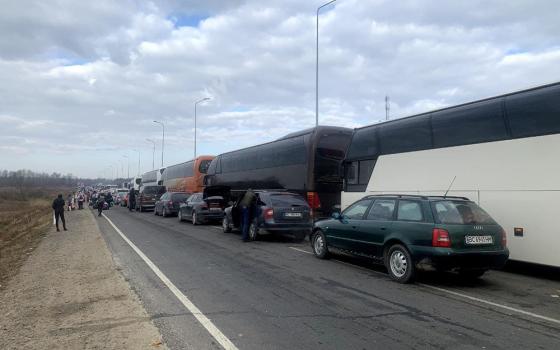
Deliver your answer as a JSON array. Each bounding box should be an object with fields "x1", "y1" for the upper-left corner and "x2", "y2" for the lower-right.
[
  {"x1": 239, "y1": 189, "x2": 256, "y2": 242},
  {"x1": 128, "y1": 187, "x2": 136, "y2": 212},
  {"x1": 52, "y1": 194, "x2": 67, "y2": 232}
]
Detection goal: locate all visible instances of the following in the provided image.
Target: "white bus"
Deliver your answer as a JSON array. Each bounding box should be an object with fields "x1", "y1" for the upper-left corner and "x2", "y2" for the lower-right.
[{"x1": 342, "y1": 82, "x2": 560, "y2": 268}]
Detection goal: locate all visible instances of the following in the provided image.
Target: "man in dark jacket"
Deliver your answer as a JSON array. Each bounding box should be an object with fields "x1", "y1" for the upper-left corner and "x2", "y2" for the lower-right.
[
  {"x1": 128, "y1": 188, "x2": 136, "y2": 212},
  {"x1": 239, "y1": 189, "x2": 256, "y2": 242},
  {"x1": 52, "y1": 194, "x2": 67, "y2": 232}
]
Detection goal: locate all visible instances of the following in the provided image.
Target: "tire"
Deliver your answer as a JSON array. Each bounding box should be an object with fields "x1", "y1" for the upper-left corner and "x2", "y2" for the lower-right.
[
  {"x1": 248, "y1": 220, "x2": 259, "y2": 241},
  {"x1": 222, "y1": 216, "x2": 232, "y2": 233},
  {"x1": 458, "y1": 269, "x2": 486, "y2": 279},
  {"x1": 192, "y1": 211, "x2": 198, "y2": 225},
  {"x1": 311, "y1": 230, "x2": 329, "y2": 259},
  {"x1": 385, "y1": 244, "x2": 415, "y2": 283},
  {"x1": 178, "y1": 210, "x2": 184, "y2": 222}
]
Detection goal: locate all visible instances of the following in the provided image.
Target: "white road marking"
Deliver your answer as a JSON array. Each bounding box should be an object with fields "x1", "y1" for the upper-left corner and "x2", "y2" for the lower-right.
[
  {"x1": 289, "y1": 247, "x2": 313, "y2": 254},
  {"x1": 288, "y1": 245, "x2": 560, "y2": 326},
  {"x1": 418, "y1": 283, "x2": 560, "y2": 326},
  {"x1": 102, "y1": 214, "x2": 239, "y2": 350}
]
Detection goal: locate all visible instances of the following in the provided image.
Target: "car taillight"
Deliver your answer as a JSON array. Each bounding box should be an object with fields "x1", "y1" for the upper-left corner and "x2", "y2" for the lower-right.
[
  {"x1": 306, "y1": 192, "x2": 321, "y2": 209},
  {"x1": 264, "y1": 208, "x2": 274, "y2": 221},
  {"x1": 501, "y1": 228, "x2": 507, "y2": 247},
  {"x1": 432, "y1": 228, "x2": 451, "y2": 248}
]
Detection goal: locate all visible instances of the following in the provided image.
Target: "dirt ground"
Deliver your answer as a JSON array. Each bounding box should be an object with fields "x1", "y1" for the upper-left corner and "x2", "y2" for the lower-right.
[
  {"x1": 0, "y1": 208, "x2": 166, "y2": 349},
  {"x1": 0, "y1": 189, "x2": 53, "y2": 286}
]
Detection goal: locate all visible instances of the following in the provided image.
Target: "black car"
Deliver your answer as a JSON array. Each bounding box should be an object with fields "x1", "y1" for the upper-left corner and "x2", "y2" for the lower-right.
[
  {"x1": 311, "y1": 195, "x2": 509, "y2": 283},
  {"x1": 178, "y1": 192, "x2": 226, "y2": 225},
  {"x1": 222, "y1": 190, "x2": 312, "y2": 242},
  {"x1": 154, "y1": 192, "x2": 189, "y2": 217}
]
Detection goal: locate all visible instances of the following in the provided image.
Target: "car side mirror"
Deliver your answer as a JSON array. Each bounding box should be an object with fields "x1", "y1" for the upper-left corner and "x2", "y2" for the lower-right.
[{"x1": 331, "y1": 212, "x2": 341, "y2": 220}]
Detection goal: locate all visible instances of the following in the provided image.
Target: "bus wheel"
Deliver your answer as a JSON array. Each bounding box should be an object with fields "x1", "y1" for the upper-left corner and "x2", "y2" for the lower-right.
[
  {"x1": 248, "y1": 221, "x2": 259, "y2": 241},
  {"x1": 222, "y1": 216, "x2": 232, "y2": 233}
]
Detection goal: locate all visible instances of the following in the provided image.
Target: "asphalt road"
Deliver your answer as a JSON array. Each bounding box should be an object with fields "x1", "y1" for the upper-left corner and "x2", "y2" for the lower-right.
[{"x1": 97, "y1": 206, "x2": 560, "y2": 350}]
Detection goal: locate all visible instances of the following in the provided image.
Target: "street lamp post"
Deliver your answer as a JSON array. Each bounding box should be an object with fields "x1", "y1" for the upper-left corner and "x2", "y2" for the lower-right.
[
  {"x1": 316, "y1": 0, "x2": 337, "y2": 126},
  {"x1": 122, "y1": 155, "x2": 130, "y2": 178},
  {"x1": 146, "y1": 138, "x2": 156, "y2": 170},
  {"x1": 194, "y1": 97, "x2": 211, "y2": 159},
  {"x1": 133, "y1": 149, "x2": 140, "y2": 176},
  {"x1": 153, "y1": 121, "x2": 165, "y2": 167}
]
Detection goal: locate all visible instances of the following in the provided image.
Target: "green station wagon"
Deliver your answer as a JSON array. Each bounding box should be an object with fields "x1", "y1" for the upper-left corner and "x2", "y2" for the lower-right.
[{"x1": 311, "y1": 195, "x2": 509, "y2": 283}]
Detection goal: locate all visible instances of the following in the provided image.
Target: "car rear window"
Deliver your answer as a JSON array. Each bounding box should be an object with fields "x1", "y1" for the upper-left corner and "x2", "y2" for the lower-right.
[
  {"x1": 143, "y1": 186, "x2": 166, "y2": 195},
  {"x1": 172, "y1": 193, "x2": 189, "y2": 201},
  {"x1": 431, "y1": 200, "x2": 496, "y2": 225},
  {"x1": 269, "y1": 194, "x2": 308, "y2": 207}
]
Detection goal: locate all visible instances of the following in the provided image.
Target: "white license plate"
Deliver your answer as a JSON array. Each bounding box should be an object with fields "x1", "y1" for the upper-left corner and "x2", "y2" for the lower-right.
[
  {"x1": 465, "y1": 235, "x2": 493, "y2": 245},
  {"x1": 284, "y1": 212, "x2": 302, "y2": 218}
]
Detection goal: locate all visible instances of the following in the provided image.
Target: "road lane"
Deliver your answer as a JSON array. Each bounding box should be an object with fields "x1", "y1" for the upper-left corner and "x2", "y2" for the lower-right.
[{"x1": 99, "y1": 207, "x2": 560, "y2": 350}]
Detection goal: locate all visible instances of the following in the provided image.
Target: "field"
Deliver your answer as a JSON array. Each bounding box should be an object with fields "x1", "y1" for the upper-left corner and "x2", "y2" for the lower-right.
[{"x1": 0, "y1": 187, "x2": 70, "y2": 287}]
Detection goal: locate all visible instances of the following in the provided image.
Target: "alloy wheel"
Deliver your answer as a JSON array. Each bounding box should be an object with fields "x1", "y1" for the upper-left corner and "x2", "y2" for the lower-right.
[{"x1": 390, "y1": 250, "x2": 408, "y2": 278}]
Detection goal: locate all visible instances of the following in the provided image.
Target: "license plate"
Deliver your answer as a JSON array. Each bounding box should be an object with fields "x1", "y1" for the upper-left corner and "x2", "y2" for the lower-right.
[
  {"x1": 210, "y1": 208, "x2": 221, "y2": 211},
  {"x1": 465, "y1": 235, "x2": 493, "y2": 245},
  {"x1": 284, "y1": 212, "x2": 302, "y2": 218}
]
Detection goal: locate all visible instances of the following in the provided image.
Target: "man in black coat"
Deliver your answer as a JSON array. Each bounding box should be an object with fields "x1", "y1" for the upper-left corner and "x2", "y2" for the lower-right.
[
  {"x1": 128, "y1": 188, "x2": 136, "y2": 212},
  {"x1": 52, "y1": 194, "x2": 67, "y2": 232}
]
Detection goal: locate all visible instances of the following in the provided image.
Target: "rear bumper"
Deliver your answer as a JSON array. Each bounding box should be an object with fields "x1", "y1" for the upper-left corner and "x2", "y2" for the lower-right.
[
  {"x1": 261, "y1": 222, "x2": 312, "y2": 234},
  {"x1": 411, "y1": 246, "x2": 510, "y2": 271},
  {"x1": 197, "y1": 210, "x2": 224, "y2": 221}
]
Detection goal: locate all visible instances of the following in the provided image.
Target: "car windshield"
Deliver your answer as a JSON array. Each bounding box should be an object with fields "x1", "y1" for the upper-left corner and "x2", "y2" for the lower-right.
[
  {"x1": 143, "y1": 186, "x2": 166, "y2": 195},
  {"x1": 269, "y1": 194, "x2": 308, "y2": 207},
  {"x1": 431, "y1": 200, "x2": 496, "y2": 225}
]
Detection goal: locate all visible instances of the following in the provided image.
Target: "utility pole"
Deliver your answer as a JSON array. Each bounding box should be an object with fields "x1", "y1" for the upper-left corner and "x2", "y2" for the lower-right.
[
  {"x1": 385, "y1": 95, "x2": 390, "y2": 121},
  {"x1": 153, "y1": 121, "x2": 165, "y2": 167}
]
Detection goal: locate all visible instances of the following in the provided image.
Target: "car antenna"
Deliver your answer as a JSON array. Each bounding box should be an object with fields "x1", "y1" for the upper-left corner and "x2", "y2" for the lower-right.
[{"x1": 443, "y1": 176, "x2": 457, "y2": 198}]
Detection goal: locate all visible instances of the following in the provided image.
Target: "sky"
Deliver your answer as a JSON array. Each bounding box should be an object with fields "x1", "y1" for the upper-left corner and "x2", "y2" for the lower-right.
[{"x1": 1, "y1": 0, "x2": 559, "y2": 178}]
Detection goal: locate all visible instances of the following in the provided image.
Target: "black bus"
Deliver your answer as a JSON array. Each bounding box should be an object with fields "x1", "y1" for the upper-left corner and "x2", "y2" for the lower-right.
[{"x1": 204, "y1": 126, "x2": 353, "y2": 218}]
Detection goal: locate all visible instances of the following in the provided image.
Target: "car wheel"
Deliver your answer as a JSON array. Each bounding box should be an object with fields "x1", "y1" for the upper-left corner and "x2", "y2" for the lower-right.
[
  {"x1": 385, "y1": 244, "x2": 415, "y2": 283},
  {"x1": 458, "y1": 269, "x2": 486, "y2": 279},
  {"x1": 248, "y1": 220, "x2": 259, "y2": 241},
  {"x1": 178, "y1": 210, "x2": 183, "y2": 222},
  {"x1": 222, "y1": 216, "x2": 232, "y2": 233},
  {"x1": 311, "y1": 230, "x2": 329, "y2": 259},
  {"x1": 192, "y1": 211, "x2": 198, "y2": 225}
]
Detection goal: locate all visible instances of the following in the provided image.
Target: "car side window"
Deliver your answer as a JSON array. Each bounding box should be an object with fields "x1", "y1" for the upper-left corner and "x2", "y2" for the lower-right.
[
  {"x1": 342, "y1": 200, "x2": 373, "y2": 220},
  {"x1": 366, "y1": 199, "x2": 396, "y2": 221},
  {"x1": 397, "y1": 200, "x2": 424, "y2": 221}
]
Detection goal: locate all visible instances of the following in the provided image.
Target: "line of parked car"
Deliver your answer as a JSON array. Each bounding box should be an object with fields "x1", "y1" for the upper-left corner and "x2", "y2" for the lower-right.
[{"x1": 126, "y1": 186, "x2": 510, "y2": 284}]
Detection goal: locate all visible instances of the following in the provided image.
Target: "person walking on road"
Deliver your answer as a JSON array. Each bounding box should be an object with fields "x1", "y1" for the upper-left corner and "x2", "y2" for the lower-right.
[
  {"x1": 52, "y1": 194, "x2": 67, "y2": 232},
  {"x1": 239, "y1": 189, "x2": 256, "y2": 242},
  {"x1": 97, "y1": 194, "x2": 105, "y2": 217}
]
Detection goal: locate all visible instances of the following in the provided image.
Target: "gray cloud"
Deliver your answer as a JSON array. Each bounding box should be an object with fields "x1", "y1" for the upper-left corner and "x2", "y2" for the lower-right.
[{"x1": 0, "y1": 0, "x2": 559, "y2": 177}]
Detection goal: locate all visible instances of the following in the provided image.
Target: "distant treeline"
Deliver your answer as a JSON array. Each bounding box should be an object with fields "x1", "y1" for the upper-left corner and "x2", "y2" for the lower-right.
[{"x1": 0, "y1": 169, "x2": 122, "y2": 188}]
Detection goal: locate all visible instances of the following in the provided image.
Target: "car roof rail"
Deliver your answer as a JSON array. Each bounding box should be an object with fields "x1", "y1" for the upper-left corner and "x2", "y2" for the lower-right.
[{"x1": 364, "y1": 193, "x2": 429, "y2": 200}]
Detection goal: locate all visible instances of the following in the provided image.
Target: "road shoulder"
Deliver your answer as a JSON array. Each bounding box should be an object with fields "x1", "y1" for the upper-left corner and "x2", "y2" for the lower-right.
[{"x1": 0, "y1": 208, "x2": 166, "y2": 350}]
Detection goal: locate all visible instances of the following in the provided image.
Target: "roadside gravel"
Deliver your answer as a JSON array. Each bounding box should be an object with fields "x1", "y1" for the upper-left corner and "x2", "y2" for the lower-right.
[{"x1": 0, "y1": 208, "x2": 166, "y2": 350}]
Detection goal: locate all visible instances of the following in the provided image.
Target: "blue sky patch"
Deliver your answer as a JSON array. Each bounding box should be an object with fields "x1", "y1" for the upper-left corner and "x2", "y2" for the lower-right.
[{"x1": 168, "y1": 13, "x2": 209, "y2": 28}]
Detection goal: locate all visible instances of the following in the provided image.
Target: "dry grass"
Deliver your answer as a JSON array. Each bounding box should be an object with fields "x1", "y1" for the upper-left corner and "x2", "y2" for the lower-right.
[{"x1": 0, "y1": 187, "x2": 71, "y2": 287}]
